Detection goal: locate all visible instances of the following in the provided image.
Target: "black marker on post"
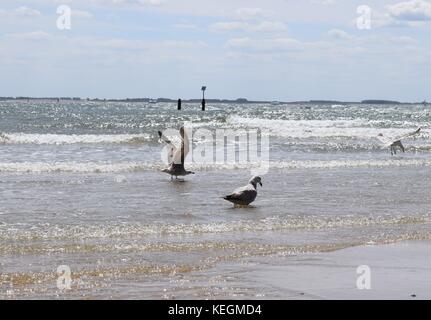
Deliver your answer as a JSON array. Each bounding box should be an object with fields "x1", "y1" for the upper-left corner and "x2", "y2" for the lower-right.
[
  {"x1": 177, "y1": 98, "x2": 182, "y2": 110},
  {"x1": 201, "y1": 86, "x2": 206, "y2": 111}
]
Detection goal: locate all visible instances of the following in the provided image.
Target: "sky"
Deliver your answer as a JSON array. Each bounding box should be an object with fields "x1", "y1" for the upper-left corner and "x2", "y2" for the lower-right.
[{"x1": 0, "y1": 0, "x2": 430, "y2": 101}]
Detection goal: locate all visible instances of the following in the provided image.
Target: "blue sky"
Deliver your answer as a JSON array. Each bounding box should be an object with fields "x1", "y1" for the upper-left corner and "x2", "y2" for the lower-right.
[{"x1": 1, "y1": 0, "x2": 430, "y2": 101}]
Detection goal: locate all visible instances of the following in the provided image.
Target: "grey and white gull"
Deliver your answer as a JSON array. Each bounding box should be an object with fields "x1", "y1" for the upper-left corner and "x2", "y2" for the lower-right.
[
  {"x1": 223, "y1": 176, "x2": 262, "y2": 206},
  {"x1": 377, "y1": 128, "x2": 421, "y2": 155}
]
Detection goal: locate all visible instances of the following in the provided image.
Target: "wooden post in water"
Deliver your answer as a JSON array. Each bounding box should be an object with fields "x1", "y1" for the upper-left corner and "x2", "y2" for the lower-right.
[
  {"x1": 177, "y1": 98, "x2": 182, "y2": 110},
  {"x1": 201, "y1": 86, "x2": 206, "y2": 111}
]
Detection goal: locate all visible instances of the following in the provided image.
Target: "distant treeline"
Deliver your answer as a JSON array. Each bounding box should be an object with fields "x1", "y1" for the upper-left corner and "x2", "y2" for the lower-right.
[
  {"x1": 0, "y1": 97, "x2": 258, "y2": 103},
  {"x1": 0, "y1": 97, "x2": 427, "y2": 105}
]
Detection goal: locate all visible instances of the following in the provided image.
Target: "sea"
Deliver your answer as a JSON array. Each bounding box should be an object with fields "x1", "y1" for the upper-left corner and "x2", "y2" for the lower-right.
[{"x1": 0, "y1": 101, "x2": 430, "y2": 299}]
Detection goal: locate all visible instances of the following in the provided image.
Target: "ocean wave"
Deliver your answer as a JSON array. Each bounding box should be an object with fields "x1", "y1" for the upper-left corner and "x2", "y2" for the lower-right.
[
  {"x1": 0, "y1": 215, "x2": 427, "y2": 241},
  {"x1": 0, "y1": 133, "x2": 153, "y2": 145},
  {"x1": 1, "y1": 117, "x2": 429, "y2": 145},
  {"x1": 226, "y1": 116, "x2": 430, "y2": 139},
  {"x1": 268, "y1": 159, "x2": 431, "y2": 170},
  {"x1": 273, "y1": 141, "x2": 431, "y2": 152},
  {"x1": 0, "y1": 162, "x2": 162, "y2": 173},
  {"x1": 1, "y1": 158, "x2": 431, "y2": 173}
]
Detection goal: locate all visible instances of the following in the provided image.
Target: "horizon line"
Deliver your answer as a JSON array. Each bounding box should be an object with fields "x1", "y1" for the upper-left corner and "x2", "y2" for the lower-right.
[{"x1": 1, "y1": 96, "x2": 429, "y2": 104}]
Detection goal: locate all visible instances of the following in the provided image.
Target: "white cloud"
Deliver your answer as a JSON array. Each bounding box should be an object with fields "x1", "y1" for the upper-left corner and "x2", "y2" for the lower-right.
[
  {"x1": 72, "y1": 9, "x2": 93, "y2": 19},
  {"x1": 211, "y1": 20, "x2": 286, "y2": 33},
  {"x1": 5, "y1": 31, "x2": 53, "y2": 40},
  {"x1": 236, "y1": 8, "x2": 265, "y2": 20},
  {"x1": 370, "y1": 10, "x2": 395, "y2": 28},
  {"x1": 209, "y1": 5, "x2": 288, "y2": 33},
  {"x1": 253, "y1": 21, "x2": 287, "y2": 32},
  {"x1": 173, "y1": 21, "x2": 198, "y2": 30},
  {"x1": 211, "y1": 21, "x2": 247, "y2": 32},
  {"x1": 388, "y1": 35, "x2": 417, "y2": 44},
  {"x1": 15, "y1": 6, "x2": 42, "y2": 17},
  {"x1": 97, "y1": 0, "x2": 162, "y2": 6},
  {"x1": 223, "y1": 31, "x2": 428, "y2": 66},
  {"x1": 310, "y1": 0, "x2": 336, "y2": 5},
  {"x1": 225, "y1": 37, "x2": 310, "y2": 52},
  {"x1": 327, "y1": 29, "x2": 353, "y2": 40},
  {"x1": 225, "y1": 37, "x2": 252, "y2": 48},
  {"x1": 36, "y1": 0, "x2": 161, "y2": 7},
  {"x1": 358, "y1": 1, "x2": 431, "y2": 29},
  {"x1": 0, "y1": 6, "x2": 42, "y2": 18},
  {"x1": 347, "y1": 5, "x2": 427, "y2": 29},
  {"x1": 388, "y1": 0, "x2": 431, "y2": 21}
]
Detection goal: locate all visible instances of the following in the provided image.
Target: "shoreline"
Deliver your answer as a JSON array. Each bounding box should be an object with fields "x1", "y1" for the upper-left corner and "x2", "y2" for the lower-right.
[
  {"x1": 2, "y1": 239, "x2": 431, "y2": 300},
  {"x1": 84, "y1": 239, "x2": 431, "y2": 300},
  {"x1": 197, "y1": 240, "x2": 431, "y2": 300}
]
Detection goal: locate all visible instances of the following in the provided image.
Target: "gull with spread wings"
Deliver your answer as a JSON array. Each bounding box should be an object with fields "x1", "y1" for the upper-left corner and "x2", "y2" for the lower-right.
[
  {"x1": 158, "y1": 127, "x2": 195, "y2": 180},
  {"x1": 377, "y1": 128, "x2": 421, "y2": 155}
]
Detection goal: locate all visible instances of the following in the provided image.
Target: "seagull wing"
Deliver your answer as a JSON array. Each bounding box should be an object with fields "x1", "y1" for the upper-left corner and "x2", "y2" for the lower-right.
[
  {"x1": 158, "y1": 131, "x2": 177, "y2": 164},
  {"x1": 377, "y1": 135, "x2": 393, "y2": 147},
  {"x1": 394, "y1": 128, "x2": 421, "y2": 141},
  {"x1": 224, "y1": 184, "x2": 257, "y2": 204},
  {"x1": 172, "y1": 129, "x2": 190, "y2": 165}
]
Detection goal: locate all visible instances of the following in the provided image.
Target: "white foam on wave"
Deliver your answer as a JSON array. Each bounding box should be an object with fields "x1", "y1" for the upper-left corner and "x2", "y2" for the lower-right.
[
  {"x1": 0, "y1": 159, "x2": 431, "y2": 173},
  {"x1": 0, "y1": 215, "x2": 428, "y2": 241},
  {"x1": 0, "y1": 133, "x2": 152, "y2": 145},
  {"x1": 0, "y1": 162, "x2": 162, "y2": 173},
  {"x1": 227, "y1": 116, "x2": 429, "y2": 139},
  {"x1": 269, "y1": 159, "x2": 431, "y2": 170}
]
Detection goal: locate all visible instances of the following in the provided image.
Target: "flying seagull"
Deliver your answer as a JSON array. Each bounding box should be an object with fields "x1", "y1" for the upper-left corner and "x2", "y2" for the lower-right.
[
  {"x1": 224, "y1": 176, "x2": 262, "y2": 207},
  {"x1": 158, "y1": 127, "x2": 195, "y2": 180},
  {"x1": 377, "y1": 128, "x2": 421, "y2": 155}
]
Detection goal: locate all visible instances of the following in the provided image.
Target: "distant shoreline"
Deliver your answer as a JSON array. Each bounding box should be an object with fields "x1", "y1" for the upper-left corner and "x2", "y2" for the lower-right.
[{"x1": 0, "y1": 97, "x2": 428, "y2": 105}]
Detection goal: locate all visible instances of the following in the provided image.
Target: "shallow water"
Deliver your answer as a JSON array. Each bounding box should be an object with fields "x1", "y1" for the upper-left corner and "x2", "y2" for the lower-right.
[{"x1": 0, "y1": 101, "x2": 430, "y2": 299}]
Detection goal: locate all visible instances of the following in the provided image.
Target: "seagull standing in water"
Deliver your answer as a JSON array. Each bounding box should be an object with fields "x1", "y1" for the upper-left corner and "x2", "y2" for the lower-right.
[
  {"x1": 224, "y1": 176, "x2": 262, "y2": 207},
  {"x1": 158, "y1": 127, "x2": 195, "y2": 180},
  {"x1": 377, "y1": 128, "x2": 421, "y2": 155}
]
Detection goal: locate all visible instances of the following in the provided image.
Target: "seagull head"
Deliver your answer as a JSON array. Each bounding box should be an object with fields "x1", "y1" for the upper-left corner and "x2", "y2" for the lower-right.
[{"x1": 249, "y1": 176, "x2": 262, "y2": 188}]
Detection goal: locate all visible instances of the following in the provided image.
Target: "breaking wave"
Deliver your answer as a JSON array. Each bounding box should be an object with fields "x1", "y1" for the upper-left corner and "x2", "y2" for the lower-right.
[
  {"x1": 1, "y1": 159, "x2": 431, "y2": 173},
  {"x1": 0, "y1": 214, "x2": 428, "y2": 241},
  {"x1": 226, "y1": 116, "x2": 430, "y2": 139},
  {"x1": 0, "y1": 133, "x2": 153, "y2": 145}
]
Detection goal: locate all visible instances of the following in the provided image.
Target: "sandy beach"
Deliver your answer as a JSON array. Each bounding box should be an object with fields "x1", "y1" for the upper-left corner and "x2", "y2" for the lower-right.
[
  {"x1": 64, "y1": 240, "x2": 431, "y2": 300},
  {"x1": 184, "y1": 241, "x2": 431, "y2": 300}
]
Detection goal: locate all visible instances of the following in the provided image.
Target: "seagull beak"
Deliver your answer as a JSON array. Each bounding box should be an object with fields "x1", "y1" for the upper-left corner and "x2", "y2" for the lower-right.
[{"x1": 259, "y1": 182, "x2": 263, "y2": 187}]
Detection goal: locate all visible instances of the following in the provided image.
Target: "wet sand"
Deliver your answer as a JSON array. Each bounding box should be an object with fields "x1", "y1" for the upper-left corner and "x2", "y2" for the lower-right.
[
  {"x1": 3, "y1": 240, "x2": 431, "y2": 299},
  {"x1": 193, "y1": 241, "x2": 431, "y2": 300}
]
